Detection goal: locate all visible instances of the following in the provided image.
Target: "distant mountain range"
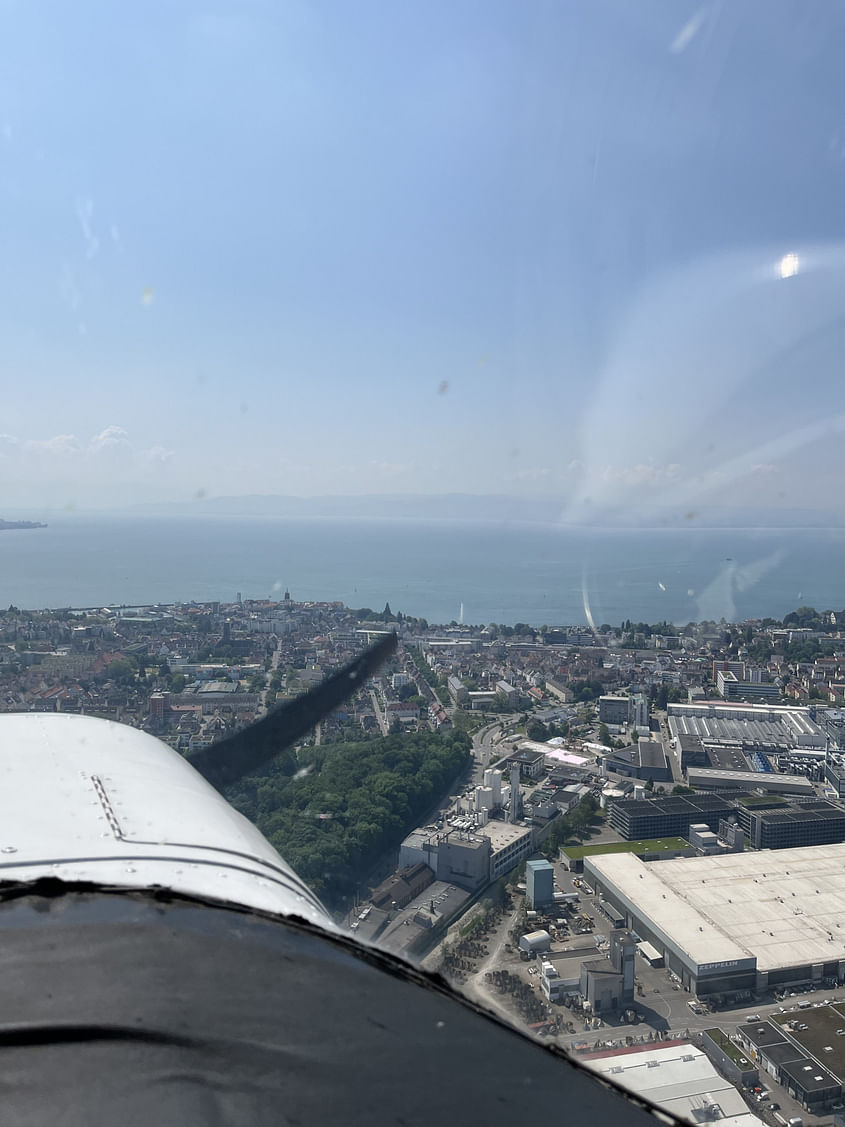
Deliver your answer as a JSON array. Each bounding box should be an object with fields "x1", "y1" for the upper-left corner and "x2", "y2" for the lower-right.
[
  {"x1": 0, "y1": 519, "x2": 47, "y2": 530},
  {"x1": 126, "y1": 494, "x2": 845, "y2": 529}
]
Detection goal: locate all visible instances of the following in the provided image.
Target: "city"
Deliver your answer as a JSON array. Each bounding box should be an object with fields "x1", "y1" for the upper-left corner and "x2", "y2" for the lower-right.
[{"x1": 5, "y1": 596, "x2": 845, "y2": 1124}]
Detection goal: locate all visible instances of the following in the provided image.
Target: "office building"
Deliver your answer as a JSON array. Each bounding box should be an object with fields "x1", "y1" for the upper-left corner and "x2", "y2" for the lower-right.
[
  {"x1": 599, "y1": 696, "x2": 629, "y2": 725},
  {"x1": 748, "y1": 800, "x2": 845, "y2": 850},
  {"x1": 607, "y1": 792, "x2": 735, "y2": 840}
]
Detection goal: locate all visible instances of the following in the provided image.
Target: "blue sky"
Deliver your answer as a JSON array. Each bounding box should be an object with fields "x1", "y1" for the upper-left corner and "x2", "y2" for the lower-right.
[{"x1": 1, "y1": 0, "x2": 845, "y2": 517}]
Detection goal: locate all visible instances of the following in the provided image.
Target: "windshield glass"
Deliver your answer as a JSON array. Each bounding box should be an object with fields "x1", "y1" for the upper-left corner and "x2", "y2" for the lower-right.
[{"x1": 2, "y1": 2, "x2": 844, "y2": 1120}]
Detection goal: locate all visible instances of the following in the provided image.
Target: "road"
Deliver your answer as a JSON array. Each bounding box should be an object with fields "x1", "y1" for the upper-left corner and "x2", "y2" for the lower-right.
[
  {"x1": 470, "y1": 716, "x2": 521, "y2": 776},
  {"x1": 369, "y1": 688, "x2": 389, "y2": 736}
]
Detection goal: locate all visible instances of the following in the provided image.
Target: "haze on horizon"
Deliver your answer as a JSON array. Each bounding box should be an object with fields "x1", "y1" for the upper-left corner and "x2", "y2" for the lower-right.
[{"x1": 1, "y1": 2, "x2": 845, "y2": 525}]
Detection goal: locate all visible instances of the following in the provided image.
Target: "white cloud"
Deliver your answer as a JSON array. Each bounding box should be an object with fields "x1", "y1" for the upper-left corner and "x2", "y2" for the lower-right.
[
  {"x1": 88, "y1": 425, "x2": 130, "y2": 454},
  {"x1": 144, "y1": 445, "x2": 174, "y2": 464},
  {"x1": 0, "y1": 427, "x2": 176, "y2": 506}
]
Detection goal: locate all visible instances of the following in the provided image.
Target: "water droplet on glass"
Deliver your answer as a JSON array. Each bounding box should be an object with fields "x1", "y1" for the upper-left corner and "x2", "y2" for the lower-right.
[
  {"x1": 1, "y1": 845, "x2": 16, "y2": 854},
  {"x1": 125, "y1": 866, "x2": 136, "y2": 874},
  {"x1": 435, "y1": 1021, "x2": 445, "y2": 1029}
]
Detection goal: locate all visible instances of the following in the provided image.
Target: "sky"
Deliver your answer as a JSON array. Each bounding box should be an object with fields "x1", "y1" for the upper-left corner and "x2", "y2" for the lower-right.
[{"x1": 1, "y1": 0, "x2": 845, "y2": 518}]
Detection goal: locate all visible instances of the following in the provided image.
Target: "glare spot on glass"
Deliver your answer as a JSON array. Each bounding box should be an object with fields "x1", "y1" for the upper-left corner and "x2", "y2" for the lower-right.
[{"x1": 778, "y1": 253, "x2": 799, "y2": 279}]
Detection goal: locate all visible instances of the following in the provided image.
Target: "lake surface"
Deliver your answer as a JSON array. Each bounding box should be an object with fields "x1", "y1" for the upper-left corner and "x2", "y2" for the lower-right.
[{"x1": 0, "y1": 516, "x2": 842, "y2": 626}]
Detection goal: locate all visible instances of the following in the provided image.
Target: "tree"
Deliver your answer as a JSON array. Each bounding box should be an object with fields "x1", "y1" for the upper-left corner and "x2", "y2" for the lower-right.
[
  {"x1": 170, "y1": 673, "x2": 186, "y2": 693},
  {"x1": 527, "y1": 720, "x2": 548, "y2": 742},
  {"x1": 106, "y1": 658, "x2": 136, "y2": 686},
  {"x1": 597, "y1": 723, "x2": 611, "y2": 746},
  {"x1": 645, "y1": 776, "x2": 654, "y2": 791}
]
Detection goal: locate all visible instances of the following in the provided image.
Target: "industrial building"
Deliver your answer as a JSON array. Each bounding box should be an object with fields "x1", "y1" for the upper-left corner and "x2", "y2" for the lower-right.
[
  {"x1": 677, "y1": 732, "x2": 707, "y2": 769},
  {"x1": 399, "y1": 828, "x2": 492, "y2": 891},
  {"x1": 685, "y1": 767, "x2": 816, "y2": 795},
  {"x1": 519, "y1": 929, "x2": 551, "y2": 955},
  {"x1": 582, "y1": 1041, "x2": 765, "y2": 1127},
  {"x1": 826, "y1": 754, "x2": 845, "y2": 797},
  {"x1": 607, "y1": 792, "x2": 735, "y2": 841},
  {"x1": 585, "y1": 843, "x2": 845, "y2": 997},
  {"x1": 526, "y1": 859, "x2": 554, "y2": 908},
  {"x1": 370, "y1": 863, "x2": 434, "y2": 910},
  {"x1": 737, "y1": 1015, "x2": 844, "y2": 1112},
  {"x1": 668, "y1": 702, "x2": 824, "y2": 752},
  {"x1": 820, "y1": 709, "x2": 845, "y2": 750},
  {"x1": 579, "y1": 929, "x2": 636, "y2": 1013},
  {"x1": 601, "y1": 737, "x2": 672, "y2": 782}
]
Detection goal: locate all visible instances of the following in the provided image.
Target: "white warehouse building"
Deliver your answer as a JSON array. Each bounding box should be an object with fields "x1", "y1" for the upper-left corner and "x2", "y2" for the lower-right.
[{"x1": 584, "y1": 843, "x2": 845, "y2": 997}]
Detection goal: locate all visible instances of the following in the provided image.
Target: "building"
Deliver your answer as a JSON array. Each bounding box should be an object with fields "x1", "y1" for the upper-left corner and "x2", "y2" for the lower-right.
[
  {"x1": 446, "y1": 675, "x2": 467, "y2": 705},
  {"x1": 669, "y1": 702, "x2": 825, "y2": 752},
  {"x1": 698, "y1": 1028, "x2": 758, "y2": 1087},
  {"x1": 519, "y1": 929, "x2": 551, "y2": 955},
  {"x1": 539, "y1": 959, "x2": 579, "y2": 1002},
  {"x1": 599, "y1": 695, "x2": 629, "y2": 725},
  {"x1": 688, "y1": 823, "x2": 720, "y2": 853},
  {"x1": 486, "y1": 820, "x2": 534, "y2": 878},
  {"x1": 717, "y1": 670, "x2": 780, "y2": 702},
  {"x1": 629, "y1": 694, "x2": 649, "y2": 729},
  {"x1": 582, "y1": 1041, "x2": 765, "y2": 1127},
  {"x1": 677, "y1": 732, "x2": 707, "y2": 769},
  {"x1": 370, "y1": 863, "x2": 434, "y2": 910},
  {"x1": 579, "y1": 929, "x2": 636, "y2": 1013},
  {"x1": 820, "y1": 709, "x2": 845, "y2": 750},
  {"x1": 398, "y1": 828, "x2": 491, "y2": 891},
  {"x1": 526, "y1": 859, "x2": 554, "y2": 908},
  {"x1": 585, "y1": 843, "x2": 845, "y2": 997},
  {"x1": 601, "y1": 737, "x2": 672, "y2": 782},
  {"x1": 495, "y1": 680, "x2": 518, "y2": 707},
  {"x1": 713, "y1": 659, "x2": 747, "y2": 681},
  {"x1": 607, "y1": 792, "x2": 735, "y2": 841},
  {"x1": 685, "y1": 767, "x2": 816, "y2": 795},
  {"x1": 747, "y1": 800, "x2": 845, "y2": 850},
  {"x1": 737, "y1": 1018, "x2": 842, "y2": 1112},
  {"x1": 398, "y1": 819, "x2": 533, "y2": 887},
  {"x1": 827, "y1": 757, "x2": 845, "y2": 798},
  {"x1": 507, "y1": 748, "x2": 546, "y2": 780}
]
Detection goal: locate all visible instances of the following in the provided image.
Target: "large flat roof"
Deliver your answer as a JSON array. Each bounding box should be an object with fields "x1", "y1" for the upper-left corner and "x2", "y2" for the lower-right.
[
  {"x1": 686, "y1": 767, "x2": 816, "y2": 794},
  {"x1": 582, "y1": 1043, "x2": 763, "y2": 1127},
  {"x1": 587, "y1": 843, "x2": 845, "y2": 973}
]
